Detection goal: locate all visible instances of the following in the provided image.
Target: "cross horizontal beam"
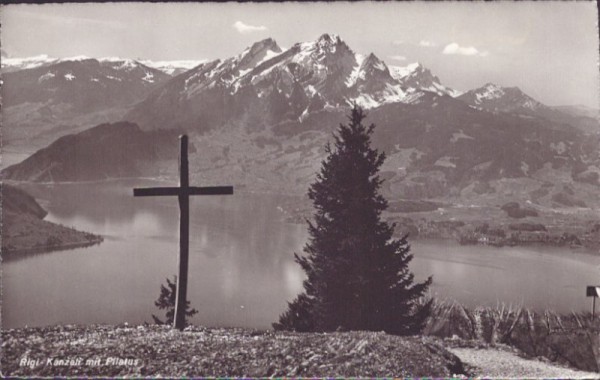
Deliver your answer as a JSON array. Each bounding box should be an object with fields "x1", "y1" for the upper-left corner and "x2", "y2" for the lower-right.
[{"x1": 133, "y1": 186, "x2": 234, "y2": 197}]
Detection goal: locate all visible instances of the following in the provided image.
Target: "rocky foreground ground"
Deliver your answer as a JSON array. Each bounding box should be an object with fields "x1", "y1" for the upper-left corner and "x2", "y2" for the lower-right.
[
  {"x1": 4, "y1": 324, "x2": 598, "y2": 378},
  {"x1": 2, "y1": 324, "x2": 466, "y2": 377}
]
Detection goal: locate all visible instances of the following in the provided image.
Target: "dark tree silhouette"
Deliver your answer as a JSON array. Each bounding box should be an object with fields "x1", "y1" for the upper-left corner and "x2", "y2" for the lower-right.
[
  {"x1": 274, "y1": 105, "x2": 432, "y2": 335},
  {"x1": 152, "y1": 276, "x2": 198, "y2": 326}
]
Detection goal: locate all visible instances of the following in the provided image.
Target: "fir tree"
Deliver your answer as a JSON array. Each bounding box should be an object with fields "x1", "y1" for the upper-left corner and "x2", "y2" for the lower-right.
[
  {"x1": 274, "y1": 105, "x2": 432, "y2": 335},
  {"x1": 152, "y1": 276, "x2": 198, "y2": 326}
]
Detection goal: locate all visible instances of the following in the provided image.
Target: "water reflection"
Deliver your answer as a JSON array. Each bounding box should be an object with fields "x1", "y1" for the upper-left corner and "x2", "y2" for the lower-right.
[{"x1": 3, "y1": 181, "x2": 309, "y2": 329}]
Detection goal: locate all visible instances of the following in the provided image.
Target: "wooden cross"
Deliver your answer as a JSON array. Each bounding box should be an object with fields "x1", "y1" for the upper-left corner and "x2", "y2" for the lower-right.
[{"x1": 133, "y1": 135, "x2": 233, "y2": 330}]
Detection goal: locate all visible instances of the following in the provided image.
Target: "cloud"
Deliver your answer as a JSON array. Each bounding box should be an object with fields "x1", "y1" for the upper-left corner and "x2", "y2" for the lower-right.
[
  {"x1": 389, "y1": 55, "x2": 407, "y2": 61},
  {"x1": 232, "y1": 21, "x2": 267, "y2": 34},
  {"x1": 442, "y1": 42, "x2": 489, "y2": 57},
  {"x1": 419, "y1": 40, "x2": 436, "y2": 47}
]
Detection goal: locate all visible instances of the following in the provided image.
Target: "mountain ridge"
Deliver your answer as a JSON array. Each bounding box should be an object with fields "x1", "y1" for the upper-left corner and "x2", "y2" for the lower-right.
[{"x1": 3, "y1": 34, "x2": 599, "y2": 203}]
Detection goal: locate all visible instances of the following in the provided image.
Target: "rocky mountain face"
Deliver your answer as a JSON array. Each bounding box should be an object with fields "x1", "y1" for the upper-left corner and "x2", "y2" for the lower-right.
[{"x1": 126, "y1": 34, "x2": 437, "y2": 131}]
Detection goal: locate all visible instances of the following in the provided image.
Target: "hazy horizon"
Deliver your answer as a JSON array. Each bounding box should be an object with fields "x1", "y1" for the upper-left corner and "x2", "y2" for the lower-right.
[{"x1": 1, "y1": 2, "x2": 599, "y2": 108}]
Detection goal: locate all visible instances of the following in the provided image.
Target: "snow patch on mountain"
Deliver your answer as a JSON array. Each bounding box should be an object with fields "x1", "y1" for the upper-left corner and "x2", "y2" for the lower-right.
[
  {"x1": 142, "y1": 71, "x2": 155, "y2": 83},
  {"x1": 352, "y1": 93, "x2": 380, "y2": 108},
  {"x1": 345, "y1": 54, "x2": 366, "y2": 87},
  {"x1": 389, "y1": 62, "x2": 460, "y2": 97},
  {"x1": 475, "y1": 83, "x2": 505, "y2": 104},
  {"x1": 389, "y1": 62, "x2": 422, "y2": 80},
  {"x1": 459, "y1": 83, "x2": 545, "y2": 113},
  {"x1": 38, "y1": 72, "x2": 56, "y2": 82},
  {"x1": 1, "y1": 55, "x2": 58, "y2": 72},
  {"x1": 256, "y1": 48, "x2": 282, "y2": 66},
  {"x1": 451, "y1": 130, "x2": 474, "y2": 142},
  {"x1": 2, "y1": 55, "x2": 196, "y2": 78},
  {"x1": 140, "y1": 59, "x2": 207, "y2": 75}
]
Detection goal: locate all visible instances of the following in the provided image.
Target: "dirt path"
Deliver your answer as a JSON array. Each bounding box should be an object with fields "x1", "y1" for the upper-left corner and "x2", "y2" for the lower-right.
[{"x1": 450, "y1": 347, "x2": 599, "y2": 378}]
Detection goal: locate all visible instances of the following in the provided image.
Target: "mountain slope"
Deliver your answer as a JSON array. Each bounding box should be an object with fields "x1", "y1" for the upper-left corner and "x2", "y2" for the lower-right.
[
  {"x1": 169, "y1": 92, "x2": 598, "y2": 206},
  {"x1": 2, "y1": 184, "x2": 102, "y2": 254},
  {"x1": 2, "y1": 57, "x2": 173, "y2": 160},
  {"x1": 458, "y1": 83, "x2": 543, "y2": 113},
  {"x1": 552, "y1": 105, "x2": 599, "y2": 120},
  {"x1": 458, "y1": 83, "x2": 599, "y2": 133},
  {"x1": 2, "y1": 58, "x2": 170, "y2": 110},
  {"x1": 1, "y1": 122, "x2": 183, "y2": 182}
]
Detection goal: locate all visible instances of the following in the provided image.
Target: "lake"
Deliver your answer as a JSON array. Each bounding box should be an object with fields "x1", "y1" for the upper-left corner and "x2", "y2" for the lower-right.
[{"x1": 4, "y1": 180, "x2": 600, "y2": 329}]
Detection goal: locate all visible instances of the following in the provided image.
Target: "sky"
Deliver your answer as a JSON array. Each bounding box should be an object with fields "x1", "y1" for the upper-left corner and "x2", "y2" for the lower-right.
[{"x1": 1, "y1": 2, "x2": 599, "y2": 108}]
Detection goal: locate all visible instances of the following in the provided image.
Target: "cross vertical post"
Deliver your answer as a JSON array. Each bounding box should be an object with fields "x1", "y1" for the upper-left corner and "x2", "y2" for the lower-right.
[
  {"x1": 175, "y1": 135, "x2": 190, "y2": 331},
  {"x1": 133, "y1": 134, "x2": 233, "y2": 331}
]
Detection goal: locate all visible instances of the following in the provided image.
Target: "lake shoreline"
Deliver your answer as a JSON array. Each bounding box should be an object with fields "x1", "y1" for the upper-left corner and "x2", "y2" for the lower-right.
[
  {"x1": 3, "y1": 237, "x2": 104, "y2": 259},
  {"x1": 6, "y1": 177, "x2": 599, "y2": 255}
]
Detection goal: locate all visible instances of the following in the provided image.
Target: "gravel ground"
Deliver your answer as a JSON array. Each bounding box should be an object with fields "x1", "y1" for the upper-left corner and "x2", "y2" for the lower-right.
[
  {"x1": 450, "y1": 347, "x2": 599, "y2": 379},
  {"x1": 2, "y1": 324, "x2": 466, "y2": 377}
]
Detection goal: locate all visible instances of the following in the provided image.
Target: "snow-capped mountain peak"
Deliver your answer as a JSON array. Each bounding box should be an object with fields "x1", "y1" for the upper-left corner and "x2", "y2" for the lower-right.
[
  {"x1": 138, "y1": 59, "x2": 207, "y2": 75},
  {"x1": 389, "y1": 62, "x2": 425, "y2": 81},
  {"x1": 295, "y1": 33, "x2": 354, "y2": 63},
  {"x1": 361, "y1": 53, "x2": 389, "y2": 73},
  {"x1": 458, "y1": 83, "x2": 545, "y2": 112},
  {"x1": 2, "y1": 54, "x2": 206, "y2": 76},
  {"x1": 353, "y1": 52, "x2": 395, "y2": 90},
  {"x1": 136, "y1": 33, "x2": 467, "y2": 123},
  {"x1": 476, "y1": 83, "x2": 505, "y2": 101},
  {"x1": 315, "y1": 33, "x2": 344, "y2": 52},
  {"x1": 389, "y1": 62, "x2": 459, "y2": 97},
  {"x1": 237, "y1": 38, "x2": 283, "y2": 71},
  {"x1": 1, "y1": 55, "x2": 58, "y2": 72}
]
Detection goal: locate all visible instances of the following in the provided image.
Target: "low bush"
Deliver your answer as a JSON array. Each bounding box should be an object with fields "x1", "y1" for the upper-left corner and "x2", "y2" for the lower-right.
[{"x1": 422, "y1": 299, "x2": 600, "y2": 372}]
